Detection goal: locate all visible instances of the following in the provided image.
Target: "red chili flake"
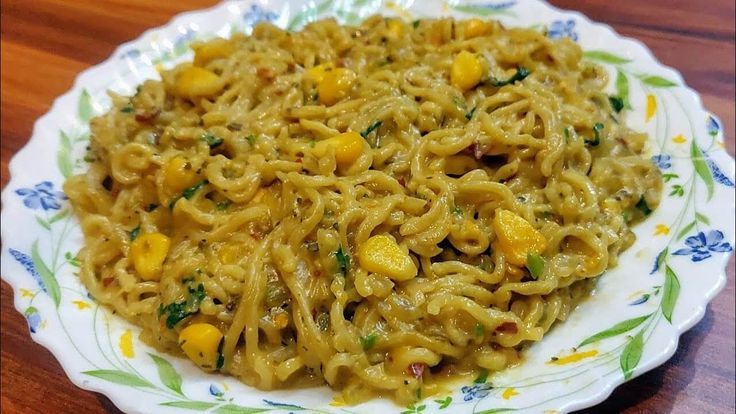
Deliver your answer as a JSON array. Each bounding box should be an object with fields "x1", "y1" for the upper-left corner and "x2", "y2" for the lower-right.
[
  {"x1": 495, "y1": 322, "x2": 518, "y2": 334},
  {"x1": 408, "y1": 362, "x2": 426, "y2": 379},
  {"x1": 397, "y1": 176, "x2": 406, "y2": 187},
  {"x1": 135, "y1": 109, "x2": 160, "y2": 123},
  {"x1": 102, "y1": 277, "x2": 115, "y2": 287}
]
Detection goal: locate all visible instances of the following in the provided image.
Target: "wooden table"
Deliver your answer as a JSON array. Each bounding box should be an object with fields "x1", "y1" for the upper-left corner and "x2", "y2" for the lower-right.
[{"x1": 1, "y1": 1, "x2": 734, "y2": 412}]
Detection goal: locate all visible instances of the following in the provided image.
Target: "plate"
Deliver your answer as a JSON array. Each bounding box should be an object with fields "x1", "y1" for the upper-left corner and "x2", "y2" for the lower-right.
[{"x1": 2, "y1": 1, "x2": 734, "y2": 413}]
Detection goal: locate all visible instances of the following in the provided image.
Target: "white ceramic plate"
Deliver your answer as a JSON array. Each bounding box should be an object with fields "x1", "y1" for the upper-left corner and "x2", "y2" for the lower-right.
[{"x1": 2, "y1": 1, "x2": 734, "y2": 413}]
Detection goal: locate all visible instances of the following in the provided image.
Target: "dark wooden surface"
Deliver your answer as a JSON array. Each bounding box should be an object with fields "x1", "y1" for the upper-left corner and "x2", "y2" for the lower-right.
[{"x1": 1, "y1": 1, "x2": 734, "y2": 413}]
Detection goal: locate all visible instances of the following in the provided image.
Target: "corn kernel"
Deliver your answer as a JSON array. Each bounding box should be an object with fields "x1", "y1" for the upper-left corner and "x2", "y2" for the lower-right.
[
  {"x1": 218, "y1": 244, "x2": 241, "y2": 264},
  {"x1": 314, "y1": 131, "x2": 364, "y2": 167},
  {"x1": 387, "y1": 19, "x2": 404, "y2": 38},
  {"x1": 130, "y1": 233, "x2": 171, "y2": 281},
  {"x1": 464, "y1": 18, "x2": 488, "y2": 38},
  {"x1": 164, "y1": 156, "x2": 198, "y2": 192},
  {"x1": 176, "y1": 66, "x2": 224, "y2": 98},
  {"x1": 305, "y1": 63, "x2": 333, "y2": 84},
  {"x1": 178, "y1": 323, "x2": 223, "y2": 369},
  {"x1": 318, "y1": 68, "x2": 356, "y2": 106},
  {"x1": 193, "y1": 38, "x2": 236, "y2": 67},
  {"x1": 492, "y1": 210, "x2": 547, "y2": 266},
  {"x1": 451, "y1": 51, "x2": 484, "y2": 91},
  {"x1": 358, "y1": 235, "x2": 417, "y2": 281}
]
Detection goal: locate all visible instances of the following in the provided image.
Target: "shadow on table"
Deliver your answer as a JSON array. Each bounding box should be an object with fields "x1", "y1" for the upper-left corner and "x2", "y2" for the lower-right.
[{"x1": 573, "y1": 306, "x2": 715, "y2": 414}]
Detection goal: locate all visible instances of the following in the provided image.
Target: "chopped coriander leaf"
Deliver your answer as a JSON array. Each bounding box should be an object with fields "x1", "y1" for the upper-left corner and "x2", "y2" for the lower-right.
[
  {"x1": 563, "y1": 127, "x2": 571, "y2": 141},
  {"x1": 465, "y1": 106, "x2": 477, "y2": 120},
  {"x1": 488, "y1": 67, "x2": 530, "y2": 87},
  {"x1": 452, "y1": 206, "x2": 464, "y2": 216},
  {"x1": 412, "y1": 19, "x2": 421, "y2": 29},
  {"x1": 120, "y1": 106, "x2": 134, "y2": 113},
  {"x1": 129, "y1": 226, "x2": 141, "y2": 241},
  {"x1": 474, "y1": 323, "x2": 485, "y2": 337},
  {"x1": 169, "y1": 180, "x2": 208, "y2": 208},
  {"x1": 309, "y1": 139, "x2": 316, "y2": 148},
  {"x1": 359, "y1": 332, "x2": 378, "y2": 350},
  {"x1": 216, "y1": 200, "x2": 232, "y2": 211},
  {"x1": 474, "y1": 369, "x2": 489, "y2": 384},
  {"x1": 360, "y1": 120, "x2": 383, "y2": 139},
  {"x1": 526, "y1": 253, "x2": 544, "y2": 279},
  {"x1": 159, "y1": 283, "x2": 206, "y2": 328},
  {"x1": 335, "y1": 246, "x2": 350, "y2": 275},
  {"x1": 452, "y1": 96, "x2": 466, "y2": 110},
  {"x1": 609, "y1": 96, "x2": 625, "y2": 113},
  {"x1": 202, "y1": 132, "x2": 223, "y2": 148},
  {"x1": 245, "y1": 135, "x2": 257, "y2": 146},
  {"x1": 586, "y1": 122, "x2": 604, "y2": 146},
  {"x1": 635, "y1": 197, "x2": 652, "y2": 216},
  {"x1": 216, "y1": 352, "x2": 225, "y2": 370}
]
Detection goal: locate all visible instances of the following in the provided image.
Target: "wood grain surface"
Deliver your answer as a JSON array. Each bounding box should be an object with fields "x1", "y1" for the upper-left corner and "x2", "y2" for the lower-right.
[{"x1": 1, "y1": 1, "x2": 734, "y2": 413}]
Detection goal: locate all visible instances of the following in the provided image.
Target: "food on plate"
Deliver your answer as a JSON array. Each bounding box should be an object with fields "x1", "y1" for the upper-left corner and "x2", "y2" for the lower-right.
[{"x1": 64, "y1": 16, "x2": 662, "y2": 404}]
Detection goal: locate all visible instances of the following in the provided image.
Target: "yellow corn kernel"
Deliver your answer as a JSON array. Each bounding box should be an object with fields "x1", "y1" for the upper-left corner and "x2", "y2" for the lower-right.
[
  {"x1": 464, "y1": 18, "x2": 488, "y2": 38},
  {"x1": 314, "y1": 131, "x2": 364, "y2": 167},
  {"x1": 217, "y1": 244, "x2": 242, "y2": 264},
  {"x1": 305, "y1": 63, "x2": 333, "y2": 84},
  {"x1": 318, "y1": 68, "x2": 357, "y2": 106},
  {"x1": 164, "y1": 156, "x2": 198, "y2": 192},
  {"x1": 176, "y1": 66, "x2": 224, "y2": 98},
  {"x1": 387, "y1": 19, "x2": 404, "y2": 38},
  {"x1": 178, "y1": 323, "x2": 223, "y2": 369},
  {"x1": 492, "y1": 210, "x2": 547, "y2": 266},
  {"x1": 193, "y1": 38, "x2": 235, "y2": 67},
  {"x1": 129, "y1": 233, "x2": 171, "y2": 281},
  {"x1": 358, "y1": 235, "x2": 417, "y2": 281},
  {"x1": 451, "y1": 51, "x2": 484, "y2": 91}
]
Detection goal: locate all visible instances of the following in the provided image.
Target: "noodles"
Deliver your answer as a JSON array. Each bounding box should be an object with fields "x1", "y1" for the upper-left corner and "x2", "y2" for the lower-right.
[{"x1": 64, "y1": 16, "x2": 662, "y2": 404}]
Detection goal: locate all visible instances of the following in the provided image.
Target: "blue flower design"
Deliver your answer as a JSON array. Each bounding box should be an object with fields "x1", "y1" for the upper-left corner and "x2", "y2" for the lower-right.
[
  {"x1": 629, "y1": 294, "x2": 650, "y2": 306},
  {"x1": 472, "y1": 1, "x2": 517, "y2": 10},
  {"x1": 651, "y1": 154, "x2": 672, "y2": 170},
  {"x1": 173, "y1": 28, "x2": 197, "y2": 56},
  {"x1": 120, "y1": 48, "x2": 142, "y2": 60},
  {"x1": 15, "y1": 181, "x2": 67, "y2": 210},
  {"x1": 705, "y1": 154, "x2": 735, "y2": 187},
  {"x1": 209, "y1": 384, "x2": 224, "y2": 398},
  {"x1": 548, "y1": 19, "x2": 578, "y2": 41},
  {"x1": 24, "y1": 307, "x2": 41, "y2": 333},
  {"x1": 673, "y1": 230, "x2": 733, "y2": 262},
  {"x1": 707, "y1": 115, "x2": 720, "y2": 137},
  {"x1": 243, "y1": 4, "x2": 279, "y2": 27},
  {"x1": 460, "y1": 383, "x2": 493, "y2": 401},
  {"x1": 9, "y1": 248, "x2": 46, "y2": 292}
]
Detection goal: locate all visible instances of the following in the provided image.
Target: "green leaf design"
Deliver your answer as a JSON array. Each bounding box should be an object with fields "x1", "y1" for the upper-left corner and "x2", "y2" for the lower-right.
[
  {"x1": 676, "y1": 221, "x2": 696, "y2": 241},
  {"x1": 58, "y1": 131, "x2": 74, "y2": 178},
  {"x1": 582, "y1": 50, "x2": 632, "y2": 64},
  {"x1": 287, "y1": 0, "x2": 333, "y2": 30},
  {"x1": 78, "y1": 89, "x2": 94, "y2": 123},
  {"x1": 49, "y1": 209, "x2": 70, "y2": 224},
  {"x1": 434, "y1": 396, "x2": 452, "y2": 409},
  {"x1": 661, "y1": 266, "x2": 681, "y2": 323},
  {"x1": 451, "y1": 5, "x2": 515, "y2": 16},
  {"x1": 148, "y1": 353, "x2": 183, "y2": 395},
  {"x1": 31, "y1": 241, "x2": 61, "y2": 307},
  {"x1": 690, "y1": 142, "x2": 714, "y2": 200},
  {"x1": 160, "y1": 401, "x2": 219, "y2": 411},
  {"x1": 695, "y1": 212, "x2": 710, "y2": 225},
  {"x1": 212, "y1": 405, "x2": 270, "y2": 414},
  {"x1": 83, "y1": 370, "x2": 154, "y2": 388},
  {"x1": 578, "y1": 314, "x2": 652, "y2": 347},
  {"x1": 620, "y1": 330, "x2": 645, "y2": 380},
  {"x1": 639, "y1": 75, "x2": 677, "y2": 88},
  {"x1": 615, "y1": 70, "x2": 631, "y2": 109},
  {"x1": 35, "y1": 216, "x2": 51, "y2": 231}
]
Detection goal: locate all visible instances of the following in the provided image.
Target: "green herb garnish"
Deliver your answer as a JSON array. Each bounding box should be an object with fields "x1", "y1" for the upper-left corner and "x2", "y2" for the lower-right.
[
  {"x1": 216, "y1": 200, "x2": 231, "y2": 211},
  {"x1": 609, "y1": 96, "x2": 625, "y2": 113},
  {"x1": 335, "y1": 246, "x2": 350, "y2": 275},
  {"x1": 412, "y1": 19, "x2": 421, "y2": 29},
  {"x1": 158, "y1": 283, "x2": 206, "y2": 329},
  {"x1": 586, "y1": 122, "x2": 604, "y2": 146},
  {"x1": 465, "y1": 106, "x2": 477, "y2": 120},
  {"x1": 129, "y1": 226, "x2": 140, "y2": 241},
  {"x1": 202, "y1": 132, "x2": 223, "y2": 148},
  {"x1": 452, "y1": 206, "x2": 464, "y2": 216},
  {"x1": 245, "y1": 135, "x2": 257, "y2": 146},
  {"x1": 474, "y1": 323, "x2": 485, "y2": 337},
  {"x1": 360, "y1": 332, "x2": 378, "y2": 350},
  {"x1": 120, "y1": 106, "x2": 134, "y2": 113},
  {"x1": 360, "y1": 120, "x2": 383, "y2": 139},
  {"x1": 169, "y1": 180, "x2": 208, "y2": 209},
  {"x1": 635, "y1": 197, "x2": 652, "y2": 216},
  {"x1": 526, "y1": 253, "x2": 545, "y2": 279},
  {"x1": 488, "y1": 67, "x2": 530, "y2": 87}
]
